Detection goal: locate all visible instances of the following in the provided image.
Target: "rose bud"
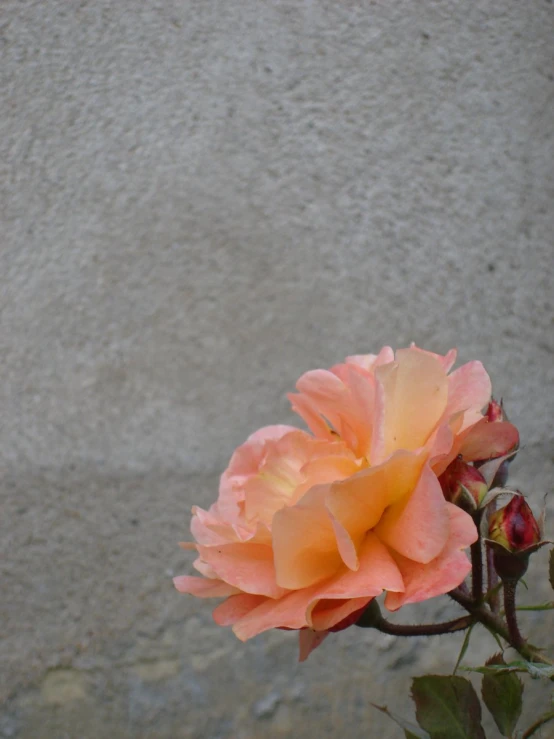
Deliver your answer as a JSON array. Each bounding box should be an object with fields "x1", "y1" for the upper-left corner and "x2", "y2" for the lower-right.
[
  {"x1": 486, "y1": 397, "x2": 505, "y2": 423},
  {"x1": 489, "y1": 495, "x2": 541, "y2": 552},
  {"x1": 487, "y1": 494, "x2": 545, "y2": 582},
  {"x1": 439, "y1": 456, "x2": 488, "y2": 509}
]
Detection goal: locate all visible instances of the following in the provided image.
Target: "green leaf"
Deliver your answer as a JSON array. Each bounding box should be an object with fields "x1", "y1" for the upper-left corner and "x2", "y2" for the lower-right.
[
  {"x1": 481, "y1": 653, "x2": 523, "y2": 737},
  {"x1": 516, "y1": 602, "x2": 554, "y2": 611},
  {"x1": 463, "y1": 661, "x2": 554, "y2": 679},
  {"x1": 453, "y1": 624, "x2": 474, "y2": 675},
  {"x1": 524, "y1": 662, "x2": 554, "y2": 679},
  {"x1": 549, "y1": 549, "x2": 554, "y2": 591},
  {"x1": 411, "y1": 675, "x2": 485, "y2": 739},
  {"x1": 371, "y1": 704, "x2": 430, "y2": 738}
]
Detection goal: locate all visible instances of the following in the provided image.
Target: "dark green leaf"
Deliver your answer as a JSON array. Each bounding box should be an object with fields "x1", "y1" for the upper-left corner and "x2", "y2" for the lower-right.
[
  {"x1": 411, "y1": 675, "x2": 485, "y2": 739},
  {"x1": 549, "y1": 549, "x2": 554, "y2": 591},
  {"x1": 481, "y1": 653, "x2": 523, "y2": 736},
  {"x1": 371, "y1": 703, "x2": 430, "y2": 738},
  {"x1": 453, "y1": 624, "x2": 474, "y2": 675}
]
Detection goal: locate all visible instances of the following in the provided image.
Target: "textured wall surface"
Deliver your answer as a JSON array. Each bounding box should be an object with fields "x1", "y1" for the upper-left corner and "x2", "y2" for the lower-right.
[{"x1": 1, "y1": 1, "x2": 553, "y2": 737}]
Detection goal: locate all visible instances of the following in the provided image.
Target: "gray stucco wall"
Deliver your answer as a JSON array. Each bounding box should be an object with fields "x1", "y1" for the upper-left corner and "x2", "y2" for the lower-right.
[{"x1": 1, "y1": 2, "x2": 553, "y2": 737}]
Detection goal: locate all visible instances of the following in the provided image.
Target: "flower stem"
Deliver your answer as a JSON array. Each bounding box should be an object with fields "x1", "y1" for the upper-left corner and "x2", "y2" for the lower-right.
[
  {"x1": 485, "y1": 503, "x2": 500, "y2": 613},
  {"x1": 449, "y1": 587, "x2": 554, "y2": 669},
  {"x1": 355, "y1": 601, "x2": 472, "y2": 636},
  {"x1": 471, "y1": 510, "x2": 484, "y2": 602},
  {"x1": 503, "y1": 580, "x2": 525, "y2": 651},
  {"x1": 374, "y1": 615, "x2": 473, "y2": 637}
]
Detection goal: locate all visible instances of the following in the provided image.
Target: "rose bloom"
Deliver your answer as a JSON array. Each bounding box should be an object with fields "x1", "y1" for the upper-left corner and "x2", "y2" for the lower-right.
[{"x1": 175, "y1": 346, "x2": 519, "y2": 660}]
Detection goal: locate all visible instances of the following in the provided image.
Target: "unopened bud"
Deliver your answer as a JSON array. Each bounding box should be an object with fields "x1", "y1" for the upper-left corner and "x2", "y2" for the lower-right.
[
  {"x1": 488, "y1": 495, "x2": 541, "y2": 553},
  {"x1": 439, "y1": 456, "x2": 488, "y2": 509},
  {"x1": 487, "y1": 494, "x2": 544, "y2": 583},
  {"x1": 486, "y1": 397, "x2": 505, "y2": 423}
]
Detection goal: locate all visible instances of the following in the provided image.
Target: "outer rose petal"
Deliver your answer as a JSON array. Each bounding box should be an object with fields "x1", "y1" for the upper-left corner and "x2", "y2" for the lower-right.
[
  {"x1": 231, "y1": 533, "x2": 403, "y2": 641},
  {"x1": 173, "y1": 576, "x2": 240, "y2": 598},
  {"x1": 459, "y1": 420, "x2": 519, "y2": 462},
  {"x1": 212, "y1": 593, "x2": 267, "y2": 625},
  {"x1": 196, "y1": 543, "x2": 288, "y2": 598},
  {"x1": 308, "y1": 597, "x2": 372, "y2": 632},
  {"x1": 298, "y1": 629, "x2": 329, "y2": 662},
  {"x1": 375, "y1": 464, "x2": 449, "y2": 564},
  {"x1": 384, "y1": 504, "x2": 477, "y2": 611},
  {"x1": 445, "y1": 361, "x2": 491, "y2": 429},
  {"x1": 345, "y1": 345, "x2": 394, "y2": 372}
]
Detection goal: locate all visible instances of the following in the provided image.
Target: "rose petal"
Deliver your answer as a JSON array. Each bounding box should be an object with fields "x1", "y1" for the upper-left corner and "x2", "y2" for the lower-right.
[
  {"x1": 212, "y1": 593, "x2": 267, "y2": 626},
  {"x1": 298, "y1": 628, "x2": 330, "y2": 662},
  {"x1": 232, "y1": 533, "x2": 403, "y2": 640},
  {"x1": 197, "y1": 542, "x2": 288, "y2": 598},
  {"x1": 445, "y1": 361, "x2": 491, "y2": 426},
  {"x1": 325, "y1": 451, "x2": 425, "y2": 568},
  {"x1": 173, "y1": 576, "x2": 240, "y2": 598},
  {"x1": 272, "y1": 485, "x2": 343, "y2": 589},
  {"x1": 375, "y1": 464, "x2": 449, "y2": 564},
  {"x1": 309, "y1": 597, "x2": 372, "y2": 632},
  {"x1": 384, "y1": 504, "x2": 477, "y2": 610},
  {"x1": 371, "y1": 349, "x2": 448, "y2": 463},
  {"x1": 459, "y1": 420, "x2": 519, "y2": 462}
]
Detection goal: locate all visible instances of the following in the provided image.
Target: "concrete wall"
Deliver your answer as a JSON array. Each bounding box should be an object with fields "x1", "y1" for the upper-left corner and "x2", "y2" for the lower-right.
[{"x1": 1, "y1": 1, "x2": 553, "y2": 737}]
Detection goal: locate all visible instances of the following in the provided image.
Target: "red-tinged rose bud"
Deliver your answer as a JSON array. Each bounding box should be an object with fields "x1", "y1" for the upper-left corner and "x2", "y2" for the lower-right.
[
  {"x1": 486, "y1": 397, "x2": 505, "y2": 423},
  {"x1": 488, "y1": 495, "x2": 541, "y2": 553},
  {"x1": 439, "y1": 456, "x2": 488, "y2": 509},
  {"x1": 487, "y1": 494, "x2": 544, "y2": 582}
]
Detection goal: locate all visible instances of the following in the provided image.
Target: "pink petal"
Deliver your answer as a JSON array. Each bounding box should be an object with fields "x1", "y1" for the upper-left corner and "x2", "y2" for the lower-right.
[
  {"x1": 232, "y1": 533, "x2": 404, "y2": 640},
  {"x1": 345, "y1": 346, "x2": 394, "y2": 371},
  {"x1": 190, "y1": 506, "x2": 239, "y2": 546},
  {"x1": 445, "y1": 361, "x2": 491, "y2": 426},
  {"x1": 173, "y1": 576, "x2": 240, "y2": 598},
  {"x1": 212, "y1": 593, "x2": 267, "y2": 625},
  {"x1": 290, "y1": 368, "x2": 374, "y2": 456},
  {"x1": 298, "y1": 629, "x2": 330, "y2": 662},
  {"x1": 287, "y1": 392, "x2": 334, "y2": 440},
  {"x1": 384, "y1": 504, "x2": 477, "y2": 610},
  {"x1": 317, "y1": 532, "x2": 405, "y2": 598},
  {"x1": 375, "y1": 464, "x2": 449, "y2": 564},
  {"x1": 197, "y1": 542, "x2": 288, "y2": 598},
  {"x1": 459, "y1": 420, "x2": 519, "y2": 462},
  {"x1": 218, "y1": 425, "x2": 298, "y2": 506},
  {"x1": 309, "y1": 597, "x2": 372, "y2": 632}
]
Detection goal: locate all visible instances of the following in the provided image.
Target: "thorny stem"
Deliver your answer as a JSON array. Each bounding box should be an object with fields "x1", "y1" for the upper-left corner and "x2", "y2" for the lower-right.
[
  {"x1": 449, "y1": 587, "x2": 554, "y2": 669},
  {"x1": 357, "y1": 613, "x2": 473, "y2": 637},
  {"x1": 503, "y1": 580, "x2": 525, "y2": 651},
  {"x1": 471, "y1": 510, "x2": 484, "y2": 602},
  {"x1": 485, "y1": 502, "x2": 500, "y2": 613}
]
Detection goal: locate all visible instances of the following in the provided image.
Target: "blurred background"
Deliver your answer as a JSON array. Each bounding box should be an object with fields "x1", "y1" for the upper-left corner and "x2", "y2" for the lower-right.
[{"x1": 1, "y1": 1, "x2": 553, "y2": 737}]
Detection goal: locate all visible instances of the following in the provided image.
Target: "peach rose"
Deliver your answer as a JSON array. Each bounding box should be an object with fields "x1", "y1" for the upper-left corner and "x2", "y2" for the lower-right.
[{"x1": 175, "y1": 346, "x2": 519, "y2": 660}]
